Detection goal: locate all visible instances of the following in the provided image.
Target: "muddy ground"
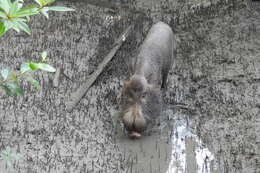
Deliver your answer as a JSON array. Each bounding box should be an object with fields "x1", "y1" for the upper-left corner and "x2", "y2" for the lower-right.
[{"x1": 0, "y1": 0, "x2": 259, "y2": 172}]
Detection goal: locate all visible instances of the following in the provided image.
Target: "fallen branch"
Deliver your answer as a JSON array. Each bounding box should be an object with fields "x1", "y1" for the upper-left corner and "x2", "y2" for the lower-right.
[
  {"x1": 66, "y1": 25, "x2": 132, "y2": 112},
  {"x1": 53, "y1": 68, "x2": 61, "y2": 88}
]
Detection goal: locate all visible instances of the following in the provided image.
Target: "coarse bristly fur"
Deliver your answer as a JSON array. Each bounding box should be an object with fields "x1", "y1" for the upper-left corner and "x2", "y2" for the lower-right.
[{"x1": 120, "y1": 21, "x2": 175, "y2": 138}]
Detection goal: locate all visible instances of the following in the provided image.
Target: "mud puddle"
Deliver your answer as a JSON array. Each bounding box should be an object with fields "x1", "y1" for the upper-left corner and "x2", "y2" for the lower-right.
[
  {"x1": 166, "y1": 117, "x2": 215, "y2": 173},
  {"x1": 115, "y1": 108, "x2": 218, "y2": 173}
]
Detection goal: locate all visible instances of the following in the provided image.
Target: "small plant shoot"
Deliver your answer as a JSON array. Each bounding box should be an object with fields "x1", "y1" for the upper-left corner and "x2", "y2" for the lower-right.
[
  {"x1": 0, "y1": 0, "x2": 74, "y2": 96},
  {"x1": 0, "y1": 146, "x2": 23, "y2": 172}
]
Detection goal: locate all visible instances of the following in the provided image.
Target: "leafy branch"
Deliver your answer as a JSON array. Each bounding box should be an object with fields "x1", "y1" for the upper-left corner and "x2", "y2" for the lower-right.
[
  {"x1": 0, "y1": 51, "x2": 56, "y2": 96},
  {"x1": 0, "y1": 1, "x2": 74, "y2": 96},
  {"x1": 0, "y1": 0, "x2": 74, "y2": 36}
]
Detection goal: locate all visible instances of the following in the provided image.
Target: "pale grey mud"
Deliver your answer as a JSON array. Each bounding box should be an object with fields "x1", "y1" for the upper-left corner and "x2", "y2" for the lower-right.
[{"x1": 0, "y1": 0, "x2": 260, "y2": 173}]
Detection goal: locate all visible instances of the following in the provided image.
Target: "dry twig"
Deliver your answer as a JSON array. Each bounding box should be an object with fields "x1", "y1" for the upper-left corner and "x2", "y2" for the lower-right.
[{"x1": 66, "y1": 25, "x2": 132, "y2": 112}]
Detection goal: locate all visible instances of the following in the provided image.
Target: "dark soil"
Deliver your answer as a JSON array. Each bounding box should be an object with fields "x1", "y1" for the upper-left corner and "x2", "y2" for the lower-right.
[{"x1": 0, "y1": 0, "x2": 259, "y2": 172}]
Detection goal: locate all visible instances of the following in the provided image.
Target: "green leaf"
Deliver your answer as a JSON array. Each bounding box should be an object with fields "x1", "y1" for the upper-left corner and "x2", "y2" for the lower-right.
[
  {"x1": 1, "y1": 69, "x2": 10, "y2": 80},
  {"x1": 26, "y1": 76, "x2": 41, "y2": 89},
  {"x1": 14, "y1": 6, "x2": 39, "y2": 17},
  {"x1": 41, "y1": 0, "x2": 51, "y2": 6},
  {"x1": 29, "y1": 62, "x2": 39, "y2": 70},
  {"x1": 14, "y1": 87, "x2": 24, "y2": 95},
  {"x1": 14, "y1": 4, "x2": 39, "y2": 18},
  {"x1": 39, "y1": 7, "x2": 49, "y2": 18},
  {"x1": 1, "y1": 146, "x2": 11, "y2": 157},
  {"x1": 0, "y1": 83, "x2": 24, "y2": 96},
  {"x1": 4, "y1": 20, "x2": 21, "y2": 33},
  {"x1": 0, "y1": 84, "x2": 13, "y2": 96},
  {"x1": 17, "y1": 4, "x2": 38, "y2": 13},
  {"x1": 0, "y1": 146, "x2": 23, "y2": 160},
  {"x1": 25, "y1": 15, "x2": 30, "y2": 21},
  {"x1": 41, "y1": 51, "x2": 47, "y2": 59},
  {"x1": 7, "y1": 82, "x2": 24, "y2": 96},
  {"x1": 37, "y1": 63, "x2": 56, "y2": 72},
  {"x1": 13, "y1": 19, "x2": 31, "y2": 34},
  {"x1": 9, "y1": 0, "x2": 19, "y2": 15},
  {"x1": 0, "y1": 22, "x2": 6, "y2": 36},
  {"x1": 19, "y1": 25, "x2": 30, "y2": 34},
  {"x1": 48, "y1": 6, "x2": 75, "y2": 12},
  {"x1": 10, "y1": 72, "x2": 17, "y2": 81},
  {"x1": 33, "y1": 0, "x2": 44, "y2": 7},
  {"x1": 0, "y1": 0, "x2": 11, "y2": 14},
  {"x1": 12, "y1": 17, "x2": 26, "y2": 22},
  {"x1": 20, "y1": 63, "x2": 32, "y2": 73},
  {"x1": 45, "y1": 0, "x2": 55, "y2": 4},
  {"x1": 0, "y1": 11, "x2": 7, "y2": 18},
  {"x1": 9, "y1": 19, "x2": 20, "y2": 32},
  {"x1": 3, "y1": 20, "x2": 13, "y2": 30},
  {"x1": 14, "y1": 153, "x2": 23, "y2": 159}
]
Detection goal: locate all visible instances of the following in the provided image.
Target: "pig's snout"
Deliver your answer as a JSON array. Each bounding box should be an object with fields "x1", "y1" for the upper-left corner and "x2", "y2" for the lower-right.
[{"x1": 122, "y1": 104, "x2": 147, "y2": 135}]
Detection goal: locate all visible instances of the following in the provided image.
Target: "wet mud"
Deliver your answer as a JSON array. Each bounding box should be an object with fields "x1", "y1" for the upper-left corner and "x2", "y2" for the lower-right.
[{"x1": 0, "y1": 0, "x2": 260, "y2": 172}]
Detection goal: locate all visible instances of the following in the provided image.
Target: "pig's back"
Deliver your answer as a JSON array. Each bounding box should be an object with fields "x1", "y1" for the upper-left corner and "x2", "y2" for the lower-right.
[{"x1": 136, "y1": 22, "x2": 174, "y2": 86}]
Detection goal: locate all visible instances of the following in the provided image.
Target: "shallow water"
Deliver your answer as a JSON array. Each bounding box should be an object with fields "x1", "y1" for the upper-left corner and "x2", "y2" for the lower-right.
[
  {"x1": 166, "y1": 118, "x2": 215, "y2": 173},
  {"x1": 115, "y1": 107, "x2": 217, "y2": 173}
]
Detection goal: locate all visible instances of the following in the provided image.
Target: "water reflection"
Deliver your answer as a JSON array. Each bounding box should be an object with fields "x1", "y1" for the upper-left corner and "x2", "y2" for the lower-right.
[{"x1": 166, "y1": 119, "x2": 214, "y2": 173}]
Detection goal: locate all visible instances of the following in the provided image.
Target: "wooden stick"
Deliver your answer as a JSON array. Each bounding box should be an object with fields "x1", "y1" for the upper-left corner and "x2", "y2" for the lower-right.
[
  {"x1": 53, "y1": 68, "x2": 61, "y2": 88},
  {"x1": 66, "y1": 25, "x2": 132, "y2": 112}
]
